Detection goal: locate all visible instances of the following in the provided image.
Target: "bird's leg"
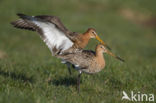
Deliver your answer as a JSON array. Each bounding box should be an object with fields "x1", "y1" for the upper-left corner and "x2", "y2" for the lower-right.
[
  {"x1": 77, "y1": 71, "x2": 82, "y2": 93},
  {"x1": 66, "y1": 62, "x2": 72, "y2": 75},
  {"x1": 72, "y1": 64, "x2": 75, "y2": 68}
]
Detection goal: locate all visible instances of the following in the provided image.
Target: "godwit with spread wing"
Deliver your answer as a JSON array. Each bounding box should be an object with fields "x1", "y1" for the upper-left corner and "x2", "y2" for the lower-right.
[
  {"x1": 58, "y1": 44, "x2": 124, "y2": 92},
  {"x1": 11, "y1": 13, "x2": 110, "y2": 74}
]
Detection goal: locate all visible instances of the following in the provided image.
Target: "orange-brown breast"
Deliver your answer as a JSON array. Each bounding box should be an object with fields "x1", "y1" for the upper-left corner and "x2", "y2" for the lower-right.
[
  {"x1": 83, "y1": 56, "x2": 105, "y2": 74},
  {"x1": 96, "y1": 56, "x2": 105, "y2": 69},
  {"x1": 95, "y1": 50, "x2": 105, "y2": 70},
  {"x1": 73, "y1": 33, "x2": 90, "y2": 49}
]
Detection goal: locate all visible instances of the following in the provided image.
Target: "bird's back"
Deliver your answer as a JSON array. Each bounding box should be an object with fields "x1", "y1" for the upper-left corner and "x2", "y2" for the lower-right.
[{"x1": 58, "y1": 50, "x2": 104, "y2": 73}]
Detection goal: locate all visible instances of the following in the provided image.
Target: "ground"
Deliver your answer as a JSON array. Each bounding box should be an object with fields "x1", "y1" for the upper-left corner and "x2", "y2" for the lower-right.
[{"x1": 0, "y1": 0, "x2": 156, "y2": 103}]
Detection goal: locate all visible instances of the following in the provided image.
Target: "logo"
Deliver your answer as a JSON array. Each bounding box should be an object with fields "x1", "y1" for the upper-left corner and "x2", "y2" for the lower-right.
[{"x1": 122, "y1": 91, "x2": 154, "y2": 102}]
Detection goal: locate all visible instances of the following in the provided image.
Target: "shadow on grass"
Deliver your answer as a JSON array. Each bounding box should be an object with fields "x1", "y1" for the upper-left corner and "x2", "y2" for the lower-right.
[
  {"x1": 0, "y1": 69, "x2": 34, "y2": 83},
  {"x1": 49, "y1": 76, "x2": 78, "y2": 86}
]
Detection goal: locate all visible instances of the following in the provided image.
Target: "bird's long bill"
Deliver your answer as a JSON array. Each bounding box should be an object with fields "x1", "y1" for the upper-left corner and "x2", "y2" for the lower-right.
[
  {"x1": 106, "y1": 50, "x2": 125, "y2": 62},
  {"x1": 96, "y1": 35, "x2": 111, "y2": 50}
]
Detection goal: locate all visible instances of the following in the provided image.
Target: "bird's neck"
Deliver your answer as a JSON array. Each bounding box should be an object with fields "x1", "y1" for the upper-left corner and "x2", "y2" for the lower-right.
[
  {"x1": 96, "y1": 50, "x2": 104, "y2": 59},
  {"x1": 83, "y1": 32, "x2": 90, "y2": 40},
  {"x1": 95, "y1": 50, "x2": 105, "y2": 68},
  {"x1": 78, "y1": 33, "x2": 90, "y2": 48}
]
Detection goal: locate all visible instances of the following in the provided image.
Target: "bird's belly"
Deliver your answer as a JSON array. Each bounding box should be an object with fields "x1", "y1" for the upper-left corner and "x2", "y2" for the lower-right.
[
  {"x1": 81, "y1": 66, "x2": 104, "y2": 74},
  {"x1": 82, "y1": 69, "x2": 101, "y2": 74}
]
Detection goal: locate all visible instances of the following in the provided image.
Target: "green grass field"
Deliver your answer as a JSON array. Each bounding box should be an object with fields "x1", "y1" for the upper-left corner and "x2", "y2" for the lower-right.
[{"x1": 0, "y1": 0, "x2": 156, "y2": 103}]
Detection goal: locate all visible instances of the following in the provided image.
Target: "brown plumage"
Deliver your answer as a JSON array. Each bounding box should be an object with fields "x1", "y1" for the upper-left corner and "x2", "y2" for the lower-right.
[
  {"x1": 11, "y1": 13, "x2": 110, "y2": 55},
  {"x1": 58, "y1": 44, "x2": 124, "y2": 92},
  {"x1": 11, "y1": 13, "x2": 111, "y2": 75}
]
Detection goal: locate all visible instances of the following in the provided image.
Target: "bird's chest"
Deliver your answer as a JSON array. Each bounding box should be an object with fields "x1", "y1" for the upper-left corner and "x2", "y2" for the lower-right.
[
  {"x1": 82, "y1": 59, "x2": 105, "y2": 74},
  {"x1": 74, "y1": 36, "x2": 89, "y2": 49}
]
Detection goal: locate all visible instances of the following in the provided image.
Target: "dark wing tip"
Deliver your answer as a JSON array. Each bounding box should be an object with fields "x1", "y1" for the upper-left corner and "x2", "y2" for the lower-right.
[
  {"x1": 10, "y1": 14, "x2": 23, "y2": 26},
  {"x1": 10, "y1": 21, "x2": 15, "y2": 26},
  {"x1": 10, "y1": 19, "x2": 36, "y2": 31},
  {"x1": 116, "y1": 56, "x2": 125, "y2": 62},
  {"x1": 16, "y1": 13, "x2": 32, "y2": 20},
  {"x1": 10, "y1": 21, "x2": 19, "y2": 27}
]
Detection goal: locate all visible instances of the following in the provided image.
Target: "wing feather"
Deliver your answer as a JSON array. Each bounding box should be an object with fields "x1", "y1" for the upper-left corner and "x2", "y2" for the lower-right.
[
  {"x1": 33, "y1": 21, "x2": 73, "y2": 52},
  {"x1": 11, "y1": 14, "x2": 74, "y2": 55}
]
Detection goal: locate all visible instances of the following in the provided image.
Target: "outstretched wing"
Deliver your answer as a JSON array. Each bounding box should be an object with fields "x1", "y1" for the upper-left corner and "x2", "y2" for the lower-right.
[{"x1": 11, "y1": 13, "x2": 74, "y2": 55}]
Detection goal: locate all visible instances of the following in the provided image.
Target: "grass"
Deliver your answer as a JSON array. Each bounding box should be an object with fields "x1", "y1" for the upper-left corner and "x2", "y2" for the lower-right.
[{"x1": 0, "y1": 0, "x2": 156, "y2": 103}]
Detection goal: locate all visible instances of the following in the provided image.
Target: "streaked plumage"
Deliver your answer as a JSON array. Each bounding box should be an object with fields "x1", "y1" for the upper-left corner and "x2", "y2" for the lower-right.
[
  {"x1": 11, "y1": 13, "x2": 111, "y2": 75},
  {"x1": 58, "y1": 44, "x2": 124, "y2": 92}
]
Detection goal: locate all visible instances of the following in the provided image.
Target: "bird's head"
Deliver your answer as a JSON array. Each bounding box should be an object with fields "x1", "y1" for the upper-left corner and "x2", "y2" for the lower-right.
[
  {"x1": 96, "y1": 44, "x2": 108, "y2": 54},
  {"x1": 87, "y1": 28, "x2": 111, "y2": 50},
  {"x1": 96, "y1": 44, "x2": 125, "y2": 62},
  {"x1": 87, "y1": 28, "x2": 97, "y2": 38}
]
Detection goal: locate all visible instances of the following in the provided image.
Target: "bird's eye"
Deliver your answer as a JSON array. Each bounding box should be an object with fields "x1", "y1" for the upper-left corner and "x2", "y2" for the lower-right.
[
  {"x1": 92, "y1": 31, "x2": 94, "y2": 34},
  {"x1": 100, "y1": 46, "x2": 103, "y2": 48}
]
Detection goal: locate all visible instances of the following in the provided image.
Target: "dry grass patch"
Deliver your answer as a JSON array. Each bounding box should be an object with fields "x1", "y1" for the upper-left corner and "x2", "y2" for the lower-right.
[
  {"x1": 0, "y1": 50, "x2": 7, "y2": 59},
  {"x1": 120, "y1": 8, "x2": 156, "y2": 27}
]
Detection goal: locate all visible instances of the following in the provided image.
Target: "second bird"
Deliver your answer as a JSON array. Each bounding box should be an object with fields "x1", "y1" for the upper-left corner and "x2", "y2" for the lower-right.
[{"x1": 58, "y1": 44, "x2": 124, "y2": 92}]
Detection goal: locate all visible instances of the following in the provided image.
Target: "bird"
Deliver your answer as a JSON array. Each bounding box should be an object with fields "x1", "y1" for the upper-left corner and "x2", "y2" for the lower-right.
[
  {"x1": 57, "y1": 44, "x2": 124, "y2": 92},
  {"x1": 11, "y1": 13, "x2": 111, "y2": 74}
]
